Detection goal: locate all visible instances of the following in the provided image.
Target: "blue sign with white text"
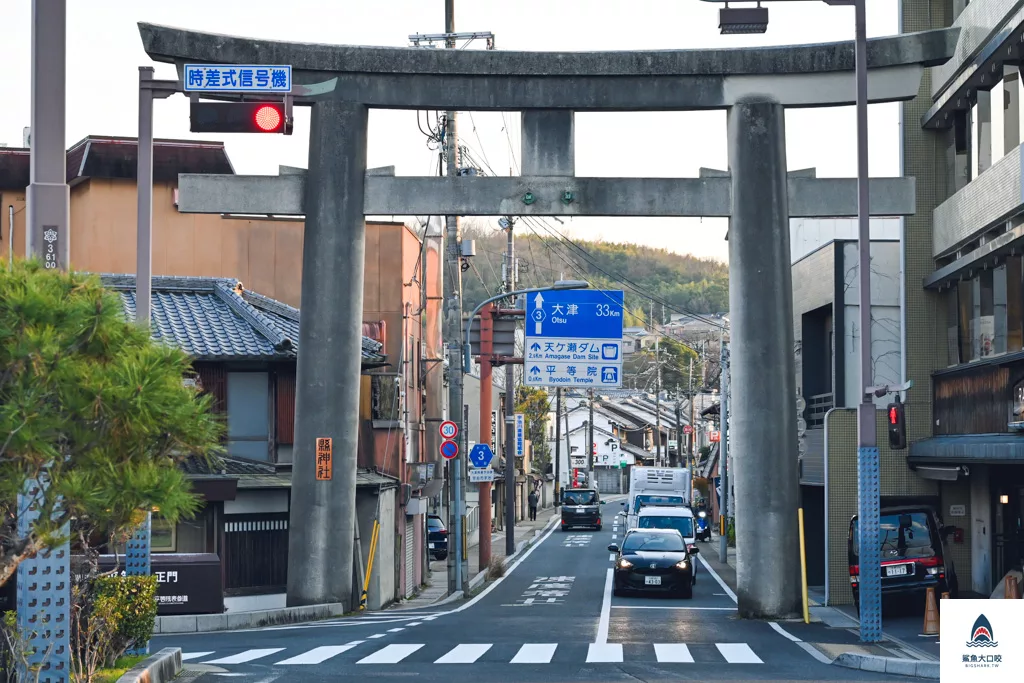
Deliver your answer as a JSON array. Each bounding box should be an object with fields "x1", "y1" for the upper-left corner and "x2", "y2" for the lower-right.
[
  {"x1": 469, "y1": 444, "x2": 494, "y2": 468},
  {"x1": 526, "y1": 290, "x2": 625, "y2": 340},
  {"x1": 183, "y1": 64, "x2": 293, "y2": 93}
]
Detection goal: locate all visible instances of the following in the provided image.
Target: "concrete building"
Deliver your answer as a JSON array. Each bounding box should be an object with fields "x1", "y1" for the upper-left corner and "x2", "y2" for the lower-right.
[{"x1": 809, "y1": 0, "x2": 1024, "y2": 605}]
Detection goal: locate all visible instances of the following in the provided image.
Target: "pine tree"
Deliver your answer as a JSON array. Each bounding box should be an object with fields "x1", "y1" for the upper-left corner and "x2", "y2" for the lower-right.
[{"x1": 0, "y1": 261, "x2": 223, "y2": 587}]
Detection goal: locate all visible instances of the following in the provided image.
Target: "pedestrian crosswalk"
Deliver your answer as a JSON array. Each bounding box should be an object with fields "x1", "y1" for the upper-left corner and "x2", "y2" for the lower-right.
[{"x1": 182, "y1": 641, "x2": 765, "y2": 666}]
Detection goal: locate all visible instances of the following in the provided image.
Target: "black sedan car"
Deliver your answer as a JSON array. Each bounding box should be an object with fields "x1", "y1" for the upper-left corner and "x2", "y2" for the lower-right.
[
  {"x1": 427, "y1": 514, "x2": 448, "y2": 560},
  {"x1": 608, "y1": 528, "x2": 698, "y2": 599}
]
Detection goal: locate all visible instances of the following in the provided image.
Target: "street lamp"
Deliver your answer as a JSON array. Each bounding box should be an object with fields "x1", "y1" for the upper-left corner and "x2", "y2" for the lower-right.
[
  {"x1": 707, "y1": 0, "x2": 881, "y2": 643},
  {"x1": 460, "y1": 278, "x2": 589, "y2": 563}
]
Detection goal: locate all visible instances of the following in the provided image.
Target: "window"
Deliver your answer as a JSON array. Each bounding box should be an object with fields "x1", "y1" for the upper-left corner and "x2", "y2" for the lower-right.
[
  {"x1": 995, "y1": 264, "x2": 1009, "y2": 355},
  {"x1": 622, "y1": 531, "x2": 685, "y2": 553},
  {"x1": 1008, "y1": 256, "x2": 1023, "y2": 352},
  {"x1": 946, "y1": 288, "x2": 960, "y2": 365},
  {"x1": 958, "y1": 280, "x2": 972, "y2": 364},
  {"x1": 226, "y1": 372, "x2": 270, "y2": 461},
  {"x1": 151, "y1": 515, "x2": 176, "y2": 552},
  {"x1": 977, "y1": 269, "x2": 995, "y2": 357},
  {"x1": 638, "y1": 515, "x2": 694, "y2": 539}
]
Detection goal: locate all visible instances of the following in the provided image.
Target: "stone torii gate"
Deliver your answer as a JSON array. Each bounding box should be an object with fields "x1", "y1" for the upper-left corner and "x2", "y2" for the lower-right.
[{"x1": 138, "y1": 22, "x2": 956, "y2": 619}]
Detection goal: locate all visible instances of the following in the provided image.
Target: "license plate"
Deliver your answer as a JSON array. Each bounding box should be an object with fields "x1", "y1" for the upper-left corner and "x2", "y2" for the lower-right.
[
  {"x1": 429, "y1": 543, "x2": 435, "y2": 549},
  {"x1": 645, "y1": 576, "x2": 661, "y2": 586},
  {"x1": 886, "y1": 564, "x2": 909, "y2": 577}
]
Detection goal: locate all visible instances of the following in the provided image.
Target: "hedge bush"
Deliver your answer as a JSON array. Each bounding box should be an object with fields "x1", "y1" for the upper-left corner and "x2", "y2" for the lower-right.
[{"x1": 92, "y1": 575, "x2": 158, "y2": 661}]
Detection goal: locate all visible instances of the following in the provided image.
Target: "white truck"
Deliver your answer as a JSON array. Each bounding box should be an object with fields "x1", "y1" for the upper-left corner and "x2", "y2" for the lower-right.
[{"x1": 620, "y1": 467, "x2": 692, "y2": 529}]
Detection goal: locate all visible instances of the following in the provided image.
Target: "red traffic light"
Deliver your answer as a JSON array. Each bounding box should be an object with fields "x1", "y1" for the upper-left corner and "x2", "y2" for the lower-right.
[
  {"x1": 889, "y1": 406, "x2": 898, "y2": 424},
  {"x1": 254, "y1": 105, "x2": 282, "y2": 132},
  {"x1": 190, "y1": 101, "x2": 291, "y2": 135}
]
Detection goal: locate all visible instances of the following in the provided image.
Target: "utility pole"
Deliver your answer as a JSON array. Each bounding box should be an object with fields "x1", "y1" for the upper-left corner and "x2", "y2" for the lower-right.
[
  {"x1": 565, "y1": 392, "x2": 573, "y2": 487},
  {"x1": 440, "y1": 0, "x2": 466, "y2": 596},
  {"x1": 688, "y1": 356, "x2": 695, "y2": 481},
  {"x1": 719, "y1": 335, "x2": 730, "y2": 564},
  {"x1": 587, "y1": 390, "x2": 595, "y2": 487},
  {"x1": 478, "y1": 303, "x2": 494, "y2": 570},
  {"x1": 504, "y1": 218, "x2": 517, "y2": 557},
  {"x1": 554, "y1": 388, "x2": 562, "y2": 501},
  {"x1": 655, "y1": 336, "x2": 662, "y2": 465},
  {"x1": 674, "y1": 385, "x2": 683, "y2": 468}
]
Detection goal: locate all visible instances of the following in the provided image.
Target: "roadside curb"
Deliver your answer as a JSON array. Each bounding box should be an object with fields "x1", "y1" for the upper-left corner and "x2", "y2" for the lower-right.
[
  {"x1": 115, "y1": 647, "x2": 181, "y2": 683},
  {"x1": 832, "y1": 652, "x2": 939, "y2": 679},
  {"x1": 153, "y1": 601, "x2": 348, "y2": 634}
]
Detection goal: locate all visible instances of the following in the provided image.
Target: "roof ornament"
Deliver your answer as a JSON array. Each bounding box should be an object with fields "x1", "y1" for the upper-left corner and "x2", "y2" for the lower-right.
[{"x1": 233, "y1": 281, "x2": 244, "y2": 295}]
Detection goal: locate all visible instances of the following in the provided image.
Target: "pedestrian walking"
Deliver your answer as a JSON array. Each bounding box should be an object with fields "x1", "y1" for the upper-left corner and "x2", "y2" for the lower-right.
[{"x1": 528, "y1": 489, "x2": 539, "y2": 521}]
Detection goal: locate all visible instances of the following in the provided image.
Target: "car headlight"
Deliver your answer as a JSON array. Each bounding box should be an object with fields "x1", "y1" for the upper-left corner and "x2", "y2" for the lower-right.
[
  {"x1": 617, "y1": 558, "x2": 633, "y2": 569},
  {"x1": 698, "y1": 511, "x2": 706, "y2": 518},
  {"x1": 675, "y1": 560, "x2": 689, "y2": 570}
]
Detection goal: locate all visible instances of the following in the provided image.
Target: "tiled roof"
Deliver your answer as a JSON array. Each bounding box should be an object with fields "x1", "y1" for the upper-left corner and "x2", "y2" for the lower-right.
[{"x1": 98, "y1": 274, "x2": 386, "y2": 365}]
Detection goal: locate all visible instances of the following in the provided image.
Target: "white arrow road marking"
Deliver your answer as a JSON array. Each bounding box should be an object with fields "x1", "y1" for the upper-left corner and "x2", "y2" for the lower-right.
[{"x1": 510, "y1": 644, "x2": 558, "y2": 664}]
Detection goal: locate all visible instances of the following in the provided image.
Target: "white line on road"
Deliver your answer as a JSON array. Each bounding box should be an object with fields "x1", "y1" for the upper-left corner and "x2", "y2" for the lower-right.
[
  {"x1": 204, "y1": 649, "x2": 285, "y2": 665},
  {"x1": 767, "y1": 622, "x2": 802, "y2": 643},
  {"x1": 595, "y1": 567, "x2": 613, "y2": 644},
  {"x1": 434, "y1": 643, "x2": 492, "y2": 663},
  {"x1": 653, "y1": 644, "x2": 694, "y2": 663},
  {"x1": 406, "y1": 622, "x2": 422, "y2": 626},
  {"x1": 346, "y1": 641, "x2": 365, "y2": 646},
  {"x1": 698, "y1": 555, "x2": 738, "y2": 603},
  {"x1": 181, "y1": 652, "x2": 214, "y2": 661},
  {"x1": 716, "y1": 643, "x2": 763, "y2": 664},
  {"x1": 611, "y1": 534, "x2": 616, "y2": 539},
  {"x1": 368, "y1": 634, "x2": 386, "y2": 639},
  {"x1": 357, "y1": 644, "x2": 424, "y2": 664},
  {"x1": 276, "y1": 645, "x2": 358, "y2": 665},
  {"x1": 510, "y1": 644, "x2": 558, "y2": 664},
  {"x1": 608, "y1": 553, "x2": 615, "y2": 561},
  {"x1": 586, "y1": 643, "x2": 623, "y2": 662},
  {"x1": 387, "y1": 627, "x2": 404, "y2": 632},
  {"x1": 610, "y1": 605, "x2": 735, "y2": 610}
]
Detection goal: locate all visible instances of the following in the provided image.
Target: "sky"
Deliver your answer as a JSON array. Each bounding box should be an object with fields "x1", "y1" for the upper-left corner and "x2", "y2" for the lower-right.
[{"x1": 0, "y1": 0, "x2": 903, "y2": 263}]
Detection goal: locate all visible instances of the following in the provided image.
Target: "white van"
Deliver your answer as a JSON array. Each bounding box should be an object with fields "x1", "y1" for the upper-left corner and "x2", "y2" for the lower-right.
[{"x1": 635, "y1": 506, "x2": 699, "y2": 581}]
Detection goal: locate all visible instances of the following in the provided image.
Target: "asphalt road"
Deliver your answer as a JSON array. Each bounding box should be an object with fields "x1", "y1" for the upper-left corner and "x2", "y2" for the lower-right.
[{"x1": 155, "y1": 510, "x2": 916, "y2": 682}]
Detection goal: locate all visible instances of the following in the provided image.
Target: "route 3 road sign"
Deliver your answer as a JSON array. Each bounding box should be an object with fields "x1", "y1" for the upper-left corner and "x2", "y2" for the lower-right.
[
  {"x1": 440, "y1": 440, "x2": 459, "y2": 460},
  {"x1": 439, "y1": 420, "x2": 459, "y2": 440},
  {"x1": 526, "y1": 290, "x2": 624, "y2": 339},
  {"x1": 468, "y1": 468, "x2": 496, "y2": 483},
  {"x1": 469, "y1": 444, "x2": 495, "y2": 468}
]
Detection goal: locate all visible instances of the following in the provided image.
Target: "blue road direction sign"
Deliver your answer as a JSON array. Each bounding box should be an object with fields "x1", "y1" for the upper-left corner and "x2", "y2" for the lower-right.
[
  {"x1": 184, "y1": 64, "x2": 293, "y2": 92},
  {"x1": 525, "y1": 290, "x2": 625, "y2": 388},
  {"x1": 440, "y1": 439, "x2": 459, "y2": 460},
  {"x1": 469, "y1": 444, "x2": 495, "y2": 468}
]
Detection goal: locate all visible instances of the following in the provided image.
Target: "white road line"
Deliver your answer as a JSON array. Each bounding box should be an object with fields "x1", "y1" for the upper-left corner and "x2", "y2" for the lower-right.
[
  {"x1": 699, "y1": 555, "x2": 738, "y2": 603},
  {"x1": 181, "y1": 652, "x2": 214, "y2": 661},
  {"x1": 387, "y1": 627, "x2": 404, "y2": 633},
  {"x1": 422, "y1": 616, "x2": 438, "y2": 621},
  {"x1": 611, "y1": 534, "x2": 617, "y2": 539},
  {"x1": 346, "y1": 640, "x2": 365, "y2": 646},
  {"x1": 595, "y1": 567, "x2": 613, "y2": 644},
  {"x1": 276, "y1": 645, "x2": 358, "y2": 665},
  {"x1": 586, "y1": 643, "x2": 623, "y2": 663},
  {"x1": 357, "y1": 644, "x2": 424, "y2": 664},
  {"x1": 611, "y1": 605, "x2": 735, "y2": 610},
  {"x1": 368, "y1": 633, "x2": 386, "y2": 639},
  {"x1": 767, "y1": 621, "x2": 834, "y2": 664},
  {"x1": 608, "y1": 553, "x2": 616, "y2": 561},
  {"x1": 716, "y1": 643, "x2": 762, "y2": 664},
  {"x1": 510, "y1": 644, "x2": 558, "y2": 664},
  {"x1": 434, "y1": 644, "x2": 492, "y2": 663},
  {"x1": 654, "y1": 644, "x2": 694, "y2": 663},
  {"x1": 767, "y1": 622, "x2": 801, "y2": 642},
  {"x1": 406, "y1": 622, "x2": 422, "y2": 626},
  {"x1": 204, "y1": 649, "x2": 285, "y2": 665}
]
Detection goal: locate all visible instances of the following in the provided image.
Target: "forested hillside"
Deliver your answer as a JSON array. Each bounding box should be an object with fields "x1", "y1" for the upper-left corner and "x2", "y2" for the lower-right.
[{"x1": 459, "y1": 221, "x2": 729, "y2": 322}]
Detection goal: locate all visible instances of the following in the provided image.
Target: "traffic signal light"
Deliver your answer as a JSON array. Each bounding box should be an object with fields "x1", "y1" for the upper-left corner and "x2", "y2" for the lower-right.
[
  {"x1": 887, "y1": 397, "x2": 906, "y2": 450},
  {"x1": 190, "y1": 101, "x2": 292, "y2": 135}
]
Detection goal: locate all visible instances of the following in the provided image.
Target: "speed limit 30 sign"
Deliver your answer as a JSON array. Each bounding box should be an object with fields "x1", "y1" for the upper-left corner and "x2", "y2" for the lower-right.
[{"x1": 439, "y1": 420, "x2": 459, "y2": 440}]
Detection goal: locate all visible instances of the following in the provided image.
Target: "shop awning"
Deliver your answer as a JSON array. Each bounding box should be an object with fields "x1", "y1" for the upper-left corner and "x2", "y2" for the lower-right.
[{"x1": 909, "y1": 433, "x2": 1024, "y2": 466}]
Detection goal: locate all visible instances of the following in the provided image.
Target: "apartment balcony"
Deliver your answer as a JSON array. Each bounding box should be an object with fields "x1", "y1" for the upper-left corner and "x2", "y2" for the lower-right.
[{"x1": 931, "y1": 0, "x2": 1024, "y2": 103}]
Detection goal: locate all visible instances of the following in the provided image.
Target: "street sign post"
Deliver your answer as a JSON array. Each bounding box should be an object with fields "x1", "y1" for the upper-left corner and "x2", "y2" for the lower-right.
[
  {"x1": 524, "y1": 290, "x2": 625, "y2": 388},
  {"x1": 439, "y1": 420, "x2": 459, "y2": 440},
  {"x1": 469, "y1": 444, "x2": 495, "y2": 468},
  {"x1": 440, "y1": 439, "x2": 459, "y2": 460}
]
